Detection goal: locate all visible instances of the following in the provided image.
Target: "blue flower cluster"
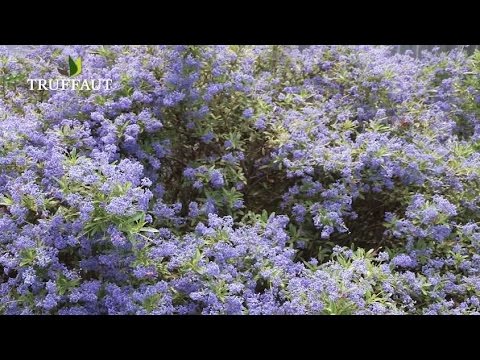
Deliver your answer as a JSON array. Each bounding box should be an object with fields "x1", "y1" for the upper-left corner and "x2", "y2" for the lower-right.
[{"x1": 0, "y1": 45, "x2": 479, "y2": 314}]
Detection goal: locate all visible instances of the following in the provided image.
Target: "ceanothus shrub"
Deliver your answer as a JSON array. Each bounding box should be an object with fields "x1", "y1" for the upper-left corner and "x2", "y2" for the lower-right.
[{"x1": 0, "y1": 45, "x2": 479, "y2": 314}]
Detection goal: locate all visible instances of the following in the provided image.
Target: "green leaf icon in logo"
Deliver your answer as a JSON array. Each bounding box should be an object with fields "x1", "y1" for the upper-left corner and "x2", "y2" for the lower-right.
[{"x1": 68, "y1": 56, "x2": 82, "y2": 77}]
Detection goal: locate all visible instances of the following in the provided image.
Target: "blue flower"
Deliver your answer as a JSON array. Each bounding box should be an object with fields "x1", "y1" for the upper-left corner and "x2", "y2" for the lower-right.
[
  {"x1": 243, "y1": 108, "x2": 254, "y2": 119},
  {"x1": 210, "y1": 170, "x2": 224, "y2": 189}
]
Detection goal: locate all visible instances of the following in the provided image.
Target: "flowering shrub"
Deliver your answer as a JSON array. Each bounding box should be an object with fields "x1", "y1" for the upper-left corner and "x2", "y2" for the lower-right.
[{"x1": 0, "y1": 45, "x2": 479, "y2": 314}]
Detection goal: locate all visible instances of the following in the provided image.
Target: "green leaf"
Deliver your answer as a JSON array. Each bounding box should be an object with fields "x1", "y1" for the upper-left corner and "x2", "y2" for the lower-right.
[
  {"x1": 22, "y1": 195, "x2": 37, "y2": 212},
  {"x1": 143, "y1": 294, "x2": 161, "y2": 313},
  {"x1": 68, "y1": 56, "x2": 82, "y2": 77},
  {"x1": 57, "y1": 274, "x2": 80, "y2": 296},
  {"x1": 131, "y1": 211, "x2": 146, "y2": 223},
  {"x1": 139, "y1": 227, "x2": 159, "y2": 233},
  {"x1": 0, "y1": 195, "x2": 13, "y2": 207},
  {"x1": 19, "y1": 248, "x2": 37, "y2": 267}
]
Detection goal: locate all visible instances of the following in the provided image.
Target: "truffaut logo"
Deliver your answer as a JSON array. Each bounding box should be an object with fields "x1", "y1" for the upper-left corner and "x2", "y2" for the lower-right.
[{"x1": 28, "y1": 56, "x2": 111, "y2": 91}]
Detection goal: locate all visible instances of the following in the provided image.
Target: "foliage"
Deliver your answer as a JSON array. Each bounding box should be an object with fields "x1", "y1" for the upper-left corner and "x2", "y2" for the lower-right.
[{"x1": 0, "y1": 45, "x2": 479, "y2": 314}]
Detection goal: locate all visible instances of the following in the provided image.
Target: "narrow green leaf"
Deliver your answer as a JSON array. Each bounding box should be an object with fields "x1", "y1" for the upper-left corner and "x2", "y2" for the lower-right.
[{"x1": 140, "y1": 227, "x2": 159, "y2": 233}]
